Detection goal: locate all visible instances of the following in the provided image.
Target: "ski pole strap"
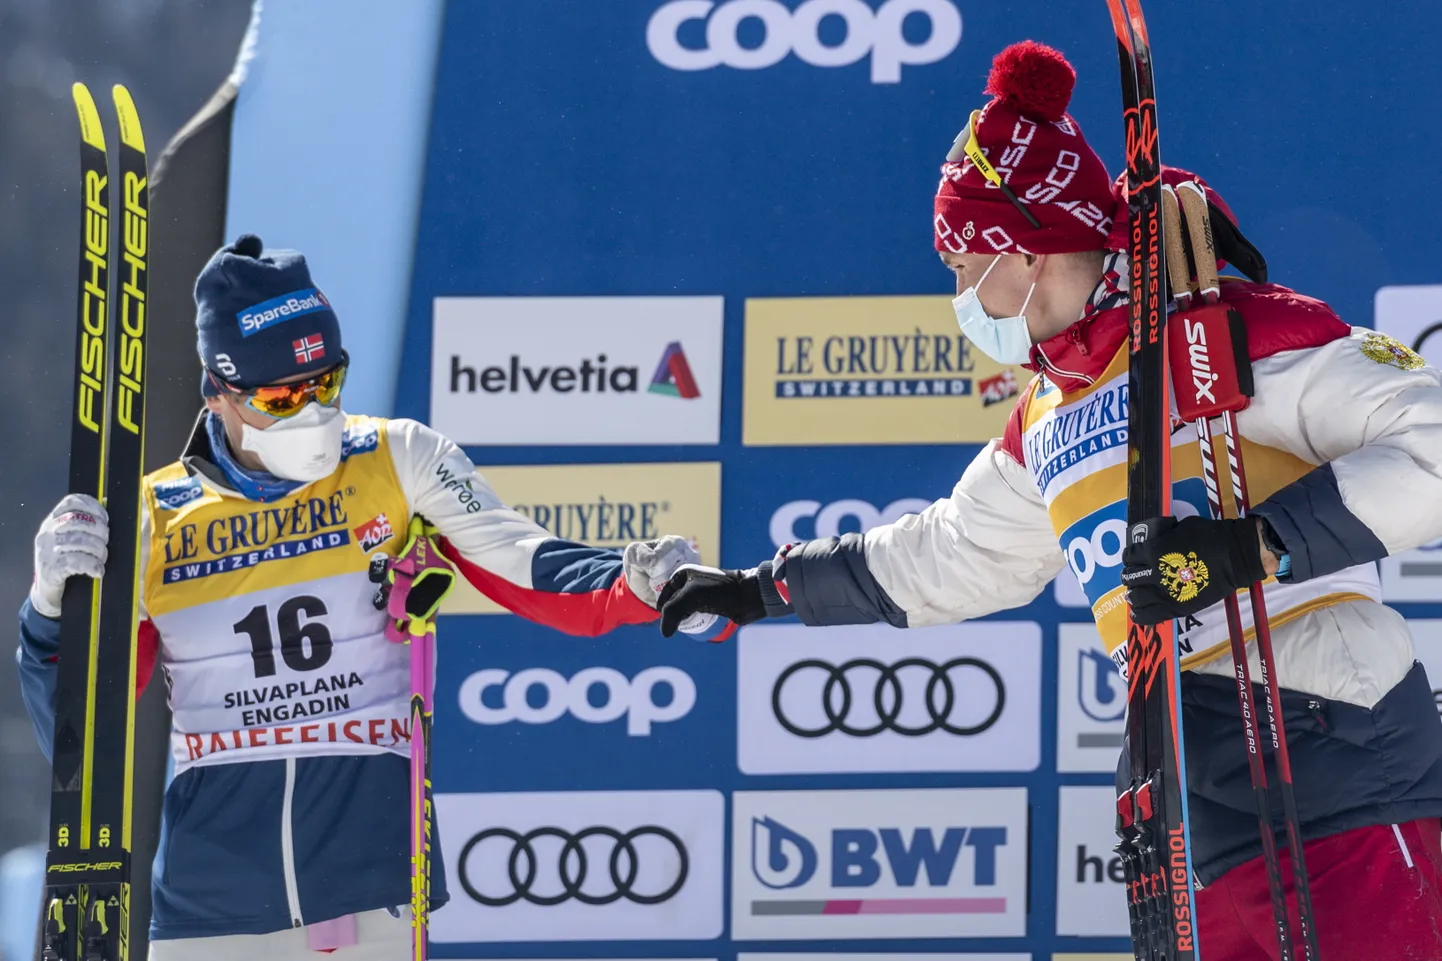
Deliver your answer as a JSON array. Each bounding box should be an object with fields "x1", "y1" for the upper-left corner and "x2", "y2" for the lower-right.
[
  {"x1": 368, "y1": 516, "x2": 457, "y2": 642},
  {"x1": 1163, "y1": 177, "x2": 1255, "y2": 422}
]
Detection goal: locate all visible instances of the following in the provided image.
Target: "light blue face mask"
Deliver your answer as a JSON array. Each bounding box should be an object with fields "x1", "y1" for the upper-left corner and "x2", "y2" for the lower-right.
[{"x1": 951, "y1": 253, "x2": 1038, "y2": 365}]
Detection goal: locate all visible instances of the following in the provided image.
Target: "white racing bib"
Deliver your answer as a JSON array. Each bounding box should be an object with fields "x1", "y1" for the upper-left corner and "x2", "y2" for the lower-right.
[{"x1": 155, "y1": 572, "x2": 415, "y2": 773}]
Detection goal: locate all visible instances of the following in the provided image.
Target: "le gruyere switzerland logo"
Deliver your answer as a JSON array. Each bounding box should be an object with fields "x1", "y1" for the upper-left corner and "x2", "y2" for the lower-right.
[
  {"x1": 742, "y1": 295, "x2": 1023, "y2": 446},
  {"x1": 1159, "y1": 551, "x2": 1209, "y2": 603},
  {"x1": 443, "y1": 462, "x2": 721, "y2": 615},
  {"x1": 1361, "y1": 332, "x2": 1425, "y2": 370}
]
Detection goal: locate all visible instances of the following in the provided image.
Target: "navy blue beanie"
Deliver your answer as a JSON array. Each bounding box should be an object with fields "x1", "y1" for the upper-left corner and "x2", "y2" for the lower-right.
[{"x1": 196, "y1": 234, "x2": 343, "y2": 395}]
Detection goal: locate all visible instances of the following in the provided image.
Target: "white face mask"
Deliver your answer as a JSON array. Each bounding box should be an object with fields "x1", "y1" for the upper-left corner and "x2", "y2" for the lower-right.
[
  {"x1": 951, "y1": 253, "x2": 1038, "y2": 365},
  {"x1": 240, "y1": 401, "x2": 345, "y2": 482}
]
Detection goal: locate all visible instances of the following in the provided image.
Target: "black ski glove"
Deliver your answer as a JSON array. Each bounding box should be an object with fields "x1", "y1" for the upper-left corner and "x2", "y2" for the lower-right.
[
  {"x1": 657, "y1": 564, "x2": 766, "y2": 638},
  {"x1": 1121, "y1": 516, "x2": 1268, "y2": 625}
]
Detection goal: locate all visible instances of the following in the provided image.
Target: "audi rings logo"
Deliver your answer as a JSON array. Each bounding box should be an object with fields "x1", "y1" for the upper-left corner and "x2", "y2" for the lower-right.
[
  {"x1": 771, "y1": 657, "x2": 1005, "y2": 737},
  {"x1": 458, "y1": 826, "x2": 688, "y2": 906}
]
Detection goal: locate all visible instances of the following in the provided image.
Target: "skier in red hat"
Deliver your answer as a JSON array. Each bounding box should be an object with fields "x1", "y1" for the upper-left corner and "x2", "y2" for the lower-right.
[{"x1": 658, "y1": 40, "x2": 1442, "y2": 956}]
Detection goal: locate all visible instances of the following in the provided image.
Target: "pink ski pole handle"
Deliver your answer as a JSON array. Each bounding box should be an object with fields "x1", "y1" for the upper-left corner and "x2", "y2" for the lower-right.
[{"x1": 367, "y1": 516, "x2": 452, "y2": 961}]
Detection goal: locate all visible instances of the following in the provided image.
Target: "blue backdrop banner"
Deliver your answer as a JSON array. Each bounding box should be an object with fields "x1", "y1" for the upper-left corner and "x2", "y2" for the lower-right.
[{"x1": 388, "y1": 2, "x2": 1442, "y2": 958}]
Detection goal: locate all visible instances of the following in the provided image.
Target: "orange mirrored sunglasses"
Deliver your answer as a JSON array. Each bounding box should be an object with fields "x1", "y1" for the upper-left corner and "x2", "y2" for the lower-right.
[{"x1": 208, "y1": 361, "x2": 347, "y2": 418}]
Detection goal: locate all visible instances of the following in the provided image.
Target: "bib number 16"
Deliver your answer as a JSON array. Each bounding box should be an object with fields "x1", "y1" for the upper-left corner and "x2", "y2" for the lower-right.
[{"x1": 234, "y1": 595, "x2": 333, "y2": 678}]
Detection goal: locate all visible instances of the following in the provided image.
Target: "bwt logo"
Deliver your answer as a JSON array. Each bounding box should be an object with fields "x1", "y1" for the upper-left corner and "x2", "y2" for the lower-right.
[
  {"x1": 751, "y1": 815, "x2": 1006, "y2": 889},
  {"x1": 647, "y1": 0, "x2": 963, "y2": 84},
  {"x1": 770, "y1": 497, "x2": 930, "y2": 547},
  {"x1": 1077, "y1": 647, "x2": 1125, "y2": 723},
  {"x1": 458, "y1": 666, "x2": 696, "y2": 735}
]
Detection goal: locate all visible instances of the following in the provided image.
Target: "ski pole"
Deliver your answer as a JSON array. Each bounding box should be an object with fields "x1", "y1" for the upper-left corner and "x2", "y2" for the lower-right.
[
  {"x1": 1177, "y1": 181, "x2": 1322, "y2": 961},
  {"x1": 1166, "y1": 182, "x2": 1298, "y2": 960},
  {"x1": 370, "y1": 516, "x2": 456, "y2": 961}
]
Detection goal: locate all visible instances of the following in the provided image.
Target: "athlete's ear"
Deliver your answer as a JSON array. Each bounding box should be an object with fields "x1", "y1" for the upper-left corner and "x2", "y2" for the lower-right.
[{"x1": 203, "y1": 394, "x2": 226, "y2": 415}]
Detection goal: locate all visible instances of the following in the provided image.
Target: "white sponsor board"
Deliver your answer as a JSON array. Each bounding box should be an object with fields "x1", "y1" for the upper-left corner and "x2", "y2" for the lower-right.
[
  {"x1": 1055, "y1": 786, "x2": 1130, "y2": 937},
  {"x1": 1373, "y1": 285, "x2": 1442, "y2": 599},
  {"x1": 1408, "y1": 620, "x2": 1442, "y2": 720},
  {"x1": 731, "y1": 787, "x2": 1028, "y2": 940},
  {"x1": 738, "y1": 622, "x2": 1041, "y2": 774},
  {"x1": 430, "y1": 296, "x2": 723, "y2": 445},
  {"x1": 432, "y1": 789, "x2": 724, "y2": 943},
  {"x1": 1056, "y1": 622, "x2": 1127, "y2": 773}
]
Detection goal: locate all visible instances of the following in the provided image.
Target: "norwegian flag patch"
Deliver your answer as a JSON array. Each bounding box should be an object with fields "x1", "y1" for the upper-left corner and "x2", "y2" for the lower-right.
[{"x1": 293, "y1": 334, "x2": 326, "y2": 364}]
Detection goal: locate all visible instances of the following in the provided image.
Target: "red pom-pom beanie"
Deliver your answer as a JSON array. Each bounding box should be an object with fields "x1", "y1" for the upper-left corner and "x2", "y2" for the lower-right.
[{"x1": 934, "y1": 40, "x2": 1118, "y2": 256}]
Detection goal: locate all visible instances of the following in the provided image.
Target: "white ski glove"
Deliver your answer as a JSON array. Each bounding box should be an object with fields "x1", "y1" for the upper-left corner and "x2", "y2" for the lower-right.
[
  {"x1": 623, "y1": 534, "x2": 721, "y2": 635},
  {"x1": 30, "y1": 493, "x2": 109, "y2": 619},
  {"x1": 622, "y1": 534, "x2": 700, "y2": 609}
]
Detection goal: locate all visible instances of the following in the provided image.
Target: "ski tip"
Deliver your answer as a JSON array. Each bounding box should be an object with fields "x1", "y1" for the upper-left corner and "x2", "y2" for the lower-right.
[
  {"x1": 72, "y1": 83, "x2": 104, "y2": 151},
  {"x1": 1123, "y1": 0, "x2": 1152, "y2": 45},
  {"x1": 1104, "y1": 0, "x2": 1132, "y2": 48},
  {"x1": 112, "y1": 85, "x2": 146, "y2": 153}
]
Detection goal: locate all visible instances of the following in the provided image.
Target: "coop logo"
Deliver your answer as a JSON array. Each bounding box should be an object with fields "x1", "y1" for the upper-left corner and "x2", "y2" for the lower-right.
[
  {"x1": 237, "y1": 287, "x2": 330, "y2": 336},
  {"x1": 731, "y1": 788, "x2": 1027, "y2": 938},
  {"x1": 769, "y1": 497, "x2": 930, "y2": 547},
  {"x1": 353, "y1": 513, "x2": 395, "y2": 553},
  {"x1": 647, "y1": 0, "x2": 963, "y2": 84},
  {"x1": 154, "y1": 475, "x2": 204, "y2": 511},
  {"x1": 340, "y1": 424, "x2": 380, "y2": 461},
  {"x1": 1061, "y1": 480, "x2": 1208, "y2": 608},
  {"x1": 458, "y1": 666, "x2": 696, "y2": 736}
]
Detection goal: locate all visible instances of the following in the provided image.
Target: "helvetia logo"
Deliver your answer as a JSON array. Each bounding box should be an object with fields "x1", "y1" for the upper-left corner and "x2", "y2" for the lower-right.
[
  {"x1": 648, "y1": 341, "x2": 701, "y2": 399},
  {"x1": 449, "y1": 343, "x2": 700, "y2": 399}
]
